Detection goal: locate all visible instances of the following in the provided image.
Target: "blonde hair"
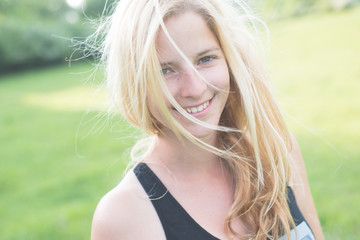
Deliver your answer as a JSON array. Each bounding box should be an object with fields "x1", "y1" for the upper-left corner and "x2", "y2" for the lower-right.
[{"x1": 93, "y1": 0, "x2": 295, "y2": 239}]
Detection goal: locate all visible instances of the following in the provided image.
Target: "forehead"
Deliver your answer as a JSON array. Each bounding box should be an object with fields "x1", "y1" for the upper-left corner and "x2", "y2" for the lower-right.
[{"x1": 156, "y1": 11, "x2": 219, "y2": 61}]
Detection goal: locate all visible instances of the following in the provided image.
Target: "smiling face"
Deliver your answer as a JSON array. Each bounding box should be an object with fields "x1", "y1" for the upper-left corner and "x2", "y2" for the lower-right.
[{"x1": 149, "y1": 11, "x2": 230, "y2": 140}]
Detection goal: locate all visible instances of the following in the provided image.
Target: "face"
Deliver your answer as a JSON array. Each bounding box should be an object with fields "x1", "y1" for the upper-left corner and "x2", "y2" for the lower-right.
[{"x1": 149, "y1": 11, "x2": 230, "y2": 140}]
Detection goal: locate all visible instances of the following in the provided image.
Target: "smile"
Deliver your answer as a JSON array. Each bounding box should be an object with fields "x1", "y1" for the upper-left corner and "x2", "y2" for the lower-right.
[{"x1": 185, "y1": 99, "x2": 211, "y2": 114}]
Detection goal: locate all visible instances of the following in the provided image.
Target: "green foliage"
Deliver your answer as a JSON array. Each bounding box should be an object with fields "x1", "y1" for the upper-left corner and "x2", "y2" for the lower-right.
[
  {"x1": 0, "y1": 0, "x2": 115, "y2": 73},
  {"x1": 1, "y1": 0, "x2": 359, "y2": 73},
  {"x1": 251, "y1": 0, "x2": 360, "y2": 19},
  {"x1": 1, "y1": 18, "x2": 76, "y2": 69},
  {"x1": 84, "y1": 0, "x2": 117, "y2": 18},
  {"x1": 0, "y1": 0, "x2": 71, "y2": 71}
]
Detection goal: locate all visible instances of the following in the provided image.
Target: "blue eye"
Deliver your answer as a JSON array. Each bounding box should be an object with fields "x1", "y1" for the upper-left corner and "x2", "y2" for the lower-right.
[
  {"x1": 199, "y1": 56, "x2": 214, "y2": 64},
  {"x1": 161, "y1": 68, "x2": 171, "y2": 75}
]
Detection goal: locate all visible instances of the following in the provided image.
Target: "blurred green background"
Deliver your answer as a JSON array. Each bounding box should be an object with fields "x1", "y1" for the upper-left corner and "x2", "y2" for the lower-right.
[{"x1": 0, "y1": 0, "x2": 359, "y2": 239}]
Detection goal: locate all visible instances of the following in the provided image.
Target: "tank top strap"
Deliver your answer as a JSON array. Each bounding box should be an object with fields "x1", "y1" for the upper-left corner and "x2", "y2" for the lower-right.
[
  {"x1": 133, "y1": 162, "x2": 220, "y2": 240},
  {"x1": 133, "y1": 163, "x2": 316, "y2": 240},
  {"x1": 283, "y1": 186, "x2": 316, "y2": 240}
]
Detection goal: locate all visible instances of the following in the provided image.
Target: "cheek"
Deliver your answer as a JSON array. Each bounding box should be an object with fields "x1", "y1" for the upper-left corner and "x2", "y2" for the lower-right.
[
  {"x1": 147, "y1": 96, "x2": 160, "y2": 121},
  {"x1": 147, "y1": 86, "x2": 172, "y2": 113},
  {"x1": 164, "y1": 81, "x2": 178, "y2": 103},
  {"x1": 204, "y1": 63, "x2": 230, "y2": 90},
  {"x1": 146, "y1": 95, "x2": 171, "y2": 129}
]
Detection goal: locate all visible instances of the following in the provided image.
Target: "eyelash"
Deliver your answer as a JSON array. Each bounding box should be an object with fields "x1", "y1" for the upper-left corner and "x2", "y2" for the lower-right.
[
  {"x1": 161, "y1": 68, "x2": 172, "y2": 75},
  {"x1": 161, "y1": 56, "x2": 216, "y2": 75},
  {"x1": 198, "y1": 56, "x2": 215, "y2": 64}
]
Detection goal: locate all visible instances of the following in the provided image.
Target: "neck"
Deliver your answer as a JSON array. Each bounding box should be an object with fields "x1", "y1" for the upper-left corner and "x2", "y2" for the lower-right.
[{"x1": 148, "y1": 131, "x2": 221, "y2": 176}]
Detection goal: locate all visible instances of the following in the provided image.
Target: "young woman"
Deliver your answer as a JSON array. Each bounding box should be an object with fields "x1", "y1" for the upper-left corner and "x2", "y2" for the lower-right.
[{"x1": 90, "y1": 0, "x2": 324, "y2": 239}]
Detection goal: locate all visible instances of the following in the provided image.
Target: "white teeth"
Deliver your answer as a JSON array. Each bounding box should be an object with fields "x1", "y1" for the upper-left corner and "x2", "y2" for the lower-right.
[{"x1": 185, "y1": 100, "x2": 209, "y2": 114}]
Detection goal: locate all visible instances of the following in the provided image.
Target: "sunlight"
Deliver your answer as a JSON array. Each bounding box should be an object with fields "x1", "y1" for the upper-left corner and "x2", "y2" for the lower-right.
[
  {"x1": 65, "y1": 0, "x2": 85, "y2": 9},
  {"x1": 23, "y1": 86, "x2": 107, "y2": 112}
]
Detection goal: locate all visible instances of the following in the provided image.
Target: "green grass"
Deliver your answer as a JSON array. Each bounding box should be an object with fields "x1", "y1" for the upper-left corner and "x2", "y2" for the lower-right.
[
  {"x1": 0, "y1": 64, "x2": 140, "y2": 239},
  {"x1": 1, "y1": 7, "x2": 359, "y2": 239},
  {"x1": 269, "y1": 7, "x2": 360, "y2": 239}
]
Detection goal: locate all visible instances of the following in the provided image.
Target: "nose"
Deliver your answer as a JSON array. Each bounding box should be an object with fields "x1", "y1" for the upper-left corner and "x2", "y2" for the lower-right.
[{"x1": 178, "y1": 68, "x2": 207, "y2": 98}]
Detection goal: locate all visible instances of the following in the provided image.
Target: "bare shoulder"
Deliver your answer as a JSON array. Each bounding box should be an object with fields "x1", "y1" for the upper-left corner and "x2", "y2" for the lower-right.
[
  {"x1": 91, "y1": 170, "x2": 166, "y2": 240},
  {"x1": 288, "y1": 134, "x2": 325, "y2": 240},
  {"x1": 288, "y1": 134, "x2": 310, "y2": 190}
]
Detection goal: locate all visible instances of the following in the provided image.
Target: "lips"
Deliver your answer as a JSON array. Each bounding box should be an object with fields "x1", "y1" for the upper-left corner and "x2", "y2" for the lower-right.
[
  {"x1": 170, "y1": 97, "x2": 213, "y2": 115},
  {"x1": 185, "y1": 100, "x2": 210, "y2": 114}
]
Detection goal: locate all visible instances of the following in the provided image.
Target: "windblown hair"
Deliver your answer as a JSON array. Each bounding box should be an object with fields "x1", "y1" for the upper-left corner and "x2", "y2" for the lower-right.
[{"x1": 92, "y1": 0, "x2": 295, "y2": 239}]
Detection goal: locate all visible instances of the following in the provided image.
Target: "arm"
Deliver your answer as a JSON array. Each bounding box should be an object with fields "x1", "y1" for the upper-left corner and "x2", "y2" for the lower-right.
[
  {"x1": 91, "y1": 172, "x2": 166, "y2": 240},
  {"x1": 289, "y1": 135, "x2": 325, "y2": 240},
  {"x1": 91, "y1": 188, "x2": 136, "y2": 240}
]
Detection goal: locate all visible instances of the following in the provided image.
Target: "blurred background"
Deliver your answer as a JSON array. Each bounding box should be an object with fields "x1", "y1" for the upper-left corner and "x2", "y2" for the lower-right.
[{"x1": 0, "y1": 0, "x2": 359, "y2": 239}]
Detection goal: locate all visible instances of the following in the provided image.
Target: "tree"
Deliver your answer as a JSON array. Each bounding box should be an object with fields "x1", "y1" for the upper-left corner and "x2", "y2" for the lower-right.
[{"x1": 0, "y1": 0, "x2": 115, "y2": 73}]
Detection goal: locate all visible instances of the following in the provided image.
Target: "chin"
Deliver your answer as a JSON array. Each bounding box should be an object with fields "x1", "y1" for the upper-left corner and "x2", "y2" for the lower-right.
[{"x1": 178, "y1": 115, "x2": 221, "y2": 141}]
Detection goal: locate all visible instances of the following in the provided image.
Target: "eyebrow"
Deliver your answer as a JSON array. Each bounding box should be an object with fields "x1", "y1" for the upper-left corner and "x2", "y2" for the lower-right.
[
  {"x1": 159, "y1": 47, "x2": 221, "y2": 67},
  {"x1": 197, "y1": 47, "x2": 221, "y2": 57}
]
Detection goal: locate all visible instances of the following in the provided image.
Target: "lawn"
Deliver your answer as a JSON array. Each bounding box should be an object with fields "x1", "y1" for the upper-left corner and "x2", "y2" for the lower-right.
[
  {"x1": 0, "y1": 7, "x2": 359, "y2": 240},
  {"x1": 269, "y1": 7, "x2": 360, "y2": 239},
  {"x1": 0, "y1": 64, "x2": 140, "y2": 239}
]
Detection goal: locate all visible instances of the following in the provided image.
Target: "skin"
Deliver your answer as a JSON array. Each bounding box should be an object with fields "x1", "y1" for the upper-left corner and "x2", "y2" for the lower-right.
[
  {"x1": 289, "y1": 135, "x2": 325, "y2": 240},
  {"x1": 148, "y1": 11, "x2": 230, "y2": 143},
  {"x1": 91, "y1": 11, "x2": 324, "y2": 240}
]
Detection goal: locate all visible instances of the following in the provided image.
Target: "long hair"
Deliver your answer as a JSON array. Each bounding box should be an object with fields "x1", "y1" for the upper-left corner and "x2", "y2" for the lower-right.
[{"x1": 92, "y1": 0, "x2": 295, "y2": 239}]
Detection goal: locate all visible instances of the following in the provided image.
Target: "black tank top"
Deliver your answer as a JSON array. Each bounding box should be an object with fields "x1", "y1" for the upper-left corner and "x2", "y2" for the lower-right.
[{"x1": 134, "y1": 163, "x2": 315, "y2": 240}]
